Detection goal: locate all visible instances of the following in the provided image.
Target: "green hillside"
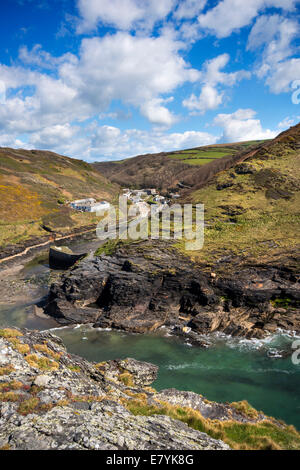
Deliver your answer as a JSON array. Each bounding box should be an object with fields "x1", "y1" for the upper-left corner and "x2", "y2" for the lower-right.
[
  {"x1": 176, "y1": 123, "x2": 300, "y2": 268},
  {"x1": 0, "y1": 148, "x2": 119, "y2": 248}
]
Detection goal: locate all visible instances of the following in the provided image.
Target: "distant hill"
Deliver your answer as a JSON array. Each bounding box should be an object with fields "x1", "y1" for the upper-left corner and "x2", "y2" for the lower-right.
[
  {"x1": 0, "y1": 148, "x2": 119, "y2": 248},
  {"x1": 176, "y1": 122, "x2": 300, "y2": 268},
  {"x1": 93, "y1": 140, "x2": 268, "y2": 192}
]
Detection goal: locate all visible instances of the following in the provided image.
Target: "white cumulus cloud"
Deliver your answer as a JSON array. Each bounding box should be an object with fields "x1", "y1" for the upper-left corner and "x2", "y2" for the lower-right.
[
  {"x1": 173, "y1": 0, "x2": 206, "y2": 20},
  {"x1": 183, "y1": 54, "x2": 250, "y2": 114},
  {"x1": 140, "y1": 98, "x2": 177, "y2": 127},
  {"x1": 27, "y1": 124, "x2": 218, "y2": 162},
  {"x1": 76, "y1": 0, "x2": 175, "y2": 33},
  {"x1": 214, "y1": 108, "x2": 277, "y2": 142},
  {"x1": 88, "y1": 126, "x2": 218, "y2": 161},
  {"x1": 0, "y1": 32, "x2": 200, "y2": 138},
  {"x1": 29, "y1": 124, "x2": 78, "y2": 148},
  {"x1": 278, "y1": 117, "x2": 295, "y2": 129},
  {"x1": 248, "y1": 14, "x2": 300, "y2": 93},
  {"x1": 197, "y1": 0, "x2": 297, "y2": 38},
  {"x1": 183, "y1": 85, "x2": 223, "y2": 114}
]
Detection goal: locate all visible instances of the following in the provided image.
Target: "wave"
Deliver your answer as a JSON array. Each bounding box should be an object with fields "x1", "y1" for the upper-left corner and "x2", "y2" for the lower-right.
[
  {"x1": 165, "y1": 362, "x2": 297, "y2": 375},
  {"x1": 166, "y1": 362, "x2": 211, "y2": 371},
  {"x1": 204, "y1": 330, "x2": 300, "y2": 353},
  {"x1": 42, "y1": 325, "x2": 71, "y2": 333}
]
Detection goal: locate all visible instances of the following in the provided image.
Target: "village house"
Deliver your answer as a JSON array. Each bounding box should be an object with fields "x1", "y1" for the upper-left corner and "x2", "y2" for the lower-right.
[
  {"x1": 153, "y1": 195, "x2": 165, "y2": 203},
  {"x1": 70, "y1": 198, "x2": 110, "y2": 213},
  {"x1": 144, "y1": 188, "x2": 157, "y2": 196},
  {"x1": 131, "y1": 195, "x2": 142, "y2": 204},
  {"x1": 131, "y1": 189, "x2": 147, "y2": 197}
]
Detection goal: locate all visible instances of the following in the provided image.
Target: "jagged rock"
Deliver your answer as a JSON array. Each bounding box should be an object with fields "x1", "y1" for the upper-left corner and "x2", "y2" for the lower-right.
[
  {"x1": 117, "y1": 359, "x2": 158, "y2": 387},
  {"x1": 218, "y1": 205, "x2": 246, "y2": 216},
  {"x1": 44, "y1": 241, "x2": 300, "y2": 339},
  {"x1": 234, "y1": 163, "x2": 256, "y2": 174},
  {"x1": 33, "y1": 375, "x2": 51, "y2": 387},
  {"x1": 216, "y1": 182, "x2": 234, "y2": 190}
]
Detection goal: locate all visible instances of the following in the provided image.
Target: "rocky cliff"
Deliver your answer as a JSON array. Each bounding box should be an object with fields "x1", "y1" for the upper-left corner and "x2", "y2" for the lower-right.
[
  {"x1": 1, "y1": 327, "x2": 299, "y2": 450},
  {"x1": 44, "y1": 240, "x2": 300, "y2": 341}
]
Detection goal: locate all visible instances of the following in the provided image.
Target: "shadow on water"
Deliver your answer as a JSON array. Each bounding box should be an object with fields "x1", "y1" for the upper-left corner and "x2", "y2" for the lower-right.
[{"x1": 0, "y1": 300, "x2": 57, "y2": 330}]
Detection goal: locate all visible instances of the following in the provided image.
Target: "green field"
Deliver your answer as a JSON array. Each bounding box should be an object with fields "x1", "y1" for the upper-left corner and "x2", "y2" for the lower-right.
[
  {"x1": 168, "y1": 148, "x2": 236, "y2": 165},
  {"x1": 183, "y1": 158, "x2": 220, "y2": 165},
  {"x1": 167, "y1": 141, "x2": 270, "y2": 166}
]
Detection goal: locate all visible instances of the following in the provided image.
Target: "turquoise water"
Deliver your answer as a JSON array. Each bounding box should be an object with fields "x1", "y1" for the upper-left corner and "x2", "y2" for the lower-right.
[
  {"x1": 0, "y1": 250, "x2": 299, "y2": 430},
  {"x1": 54, "y1": 325, "x2": 300, "y2": 429}
]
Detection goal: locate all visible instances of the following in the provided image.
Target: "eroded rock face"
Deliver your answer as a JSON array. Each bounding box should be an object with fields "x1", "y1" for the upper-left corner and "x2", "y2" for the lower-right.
[
  {"x1": 0, "y1": 328, "x2": 232, "y2": 450},
  {"x1": 2, "y1": 404, "x2": 229, "y2": 451},
  {"x1": 44, "y1": 241, "x2": 300, "y2": 339}
]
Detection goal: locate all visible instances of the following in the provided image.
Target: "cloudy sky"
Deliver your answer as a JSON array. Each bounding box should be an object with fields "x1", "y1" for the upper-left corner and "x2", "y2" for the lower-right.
[{"x1": 0, "y1": 0, "x2": 299, "y2": 161}]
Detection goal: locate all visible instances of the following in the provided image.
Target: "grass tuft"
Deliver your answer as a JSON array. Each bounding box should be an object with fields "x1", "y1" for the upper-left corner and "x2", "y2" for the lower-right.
[
  {"x1": 125, "y1": 397, "x2": 300, "y2": 450},
  {"x1": 25, "y1": 354, "x2": 59, "y2": 371},
  {"x1": 0, "y1": 329, "x2": 23, "y2": 338},
  {"x1": 0, "y1": 365, "x2": 15, "y2": 376},
  {"x1": 230, "y1": 400, "x2": 260, "y2": 420}
]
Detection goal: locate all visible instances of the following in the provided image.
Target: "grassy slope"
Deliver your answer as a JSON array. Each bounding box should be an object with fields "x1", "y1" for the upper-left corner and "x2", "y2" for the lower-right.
[
  {"x1": 0, "y1": 148, "x2": 119, "y2": 248},
  {"x1": 175, "y1": 123, "x2": 300, "y2": 269},
  {"x1": 93, "y1": 140, "x2": 268, "y2": 190},
  {"x1": 126, "y1": 398, "x2": 300, "y2": 450}
]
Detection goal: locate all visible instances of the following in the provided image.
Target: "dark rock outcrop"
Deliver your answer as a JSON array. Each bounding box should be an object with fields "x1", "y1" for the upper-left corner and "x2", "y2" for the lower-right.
[
  {"x1": 44, "y1": 241, "x2": 300, "y2": 339},
  {"x1": 234, "y1": 163, "x2": 256, "y2": 174}
]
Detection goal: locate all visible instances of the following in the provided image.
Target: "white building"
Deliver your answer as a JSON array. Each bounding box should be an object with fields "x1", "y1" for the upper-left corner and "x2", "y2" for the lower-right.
[
  {"x1": 70, "y1": 198, "x2": 110, "y2": 213},
  {"x1": 131, "y1": 196, "x2": 142, "y2": 204},
  {"x1": 154, "y1": 195, "x2": 165, "y2": 202},
  {"x1": 70, "y1": 198, "x2": 95, "y2": 208},
  {"x1": 90, "y1": 201, "x2": 110, "y2": 213}
]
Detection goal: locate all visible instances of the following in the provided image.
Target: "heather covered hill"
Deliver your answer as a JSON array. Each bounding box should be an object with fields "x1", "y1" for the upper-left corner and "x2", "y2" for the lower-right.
[
  {"x1": 176, "y1": 122, "x2": 300, "y2": 267},
  {"x1": 0, "y1": 148, "x2": 119, "y2": 248},
  {"x1": 93, "y1": 140, "x2": 267, "y2": 191}
]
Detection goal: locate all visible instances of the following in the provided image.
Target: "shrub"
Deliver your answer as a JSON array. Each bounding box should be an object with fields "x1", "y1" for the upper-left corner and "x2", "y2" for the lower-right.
[
  {"x1": 25, "y1": 354, "x2": 59, "y2": 371},
  {"x1": 0, "y1": 329, "x2": 23, "y2": 338}
]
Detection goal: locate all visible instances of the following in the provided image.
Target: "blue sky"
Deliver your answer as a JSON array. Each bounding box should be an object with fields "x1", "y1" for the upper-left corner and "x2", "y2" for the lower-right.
[{"x1": 0, "y1": 0, "x2": 299, "y2": 161}]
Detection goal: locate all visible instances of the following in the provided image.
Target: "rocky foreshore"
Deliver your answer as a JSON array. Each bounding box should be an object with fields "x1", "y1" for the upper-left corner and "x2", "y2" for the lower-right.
[
  {"x1": 1, "y1": 327, "x2": 299, "y2": 450},
  {"x1": 44, "y1": 240, "x2": 300, "y2": 340}
]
